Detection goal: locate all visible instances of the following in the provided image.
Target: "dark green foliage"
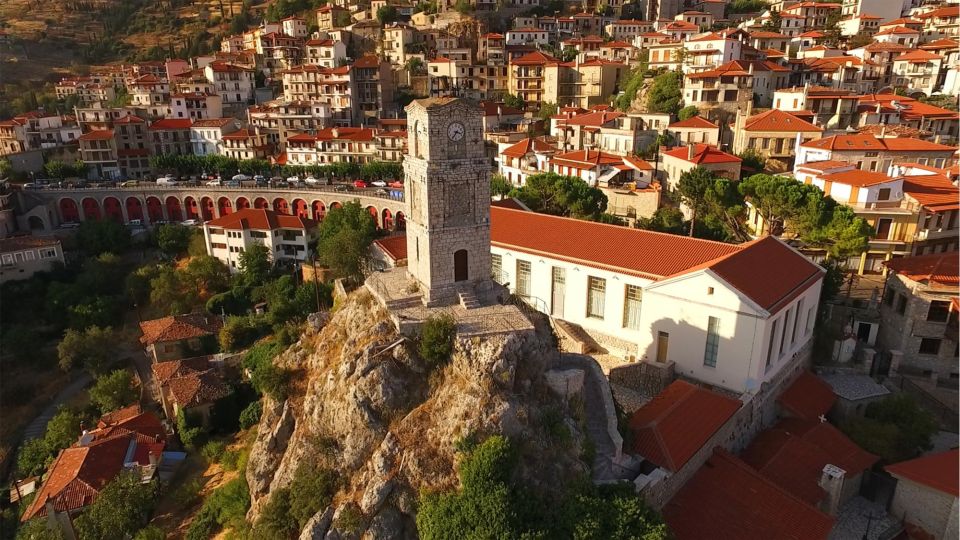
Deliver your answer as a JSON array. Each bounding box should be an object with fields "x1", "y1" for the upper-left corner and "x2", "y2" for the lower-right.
[
  {"x1": 614, "y1": 66, "x2": 646, "y2": 112},
  {"x1": 509, "y1": 173, "x2": 609, "y2": 221},
  {"x1": 177, "y1": 409, "x2": 206, "y2": 450},
  {"x1": 89, "y1": 370, "x2": 138, "y2": 414},
  {"x1": 537, "y1": 102, "x2": 558, "y2": 120},
  {"x1": 646, "y1": 71, "x2": 682, "y2": 116},
  {"x1": 360, "y1": 161, "x2": 403, "y2": 181},
  {"x1": 76, "y1": 220, "x2": 131, "y2": 256},
  {"x1": 738, "y1": 148, "x2": 766, "y2": 173},
  {"x1": 287, "y1": 463, "x2": 340, "y2": 528},
  {"x1": 417, "y1": 436, "x2": 669, "y2": 540},
  {"x1": 239, "y1": 401, "x2": 262, "y2": 430},
  {"x1": 636, "y1": 207, "x2": 686, "y2": 235},
  {"x1": 206, "y1": 289, "x2": 252, "y2": 317},
  {"x1": 419, "y1": 314, "x2": 456, "y2": 368},
  {"x1": 843, "y1": 394, "x2": 938, "y2": 463},
  {"x1": 677, "y1": 105, "x2": 700, "y2": 120},
  {"x1": 219, "y1": 315, "x2": 272, "y2": 352},
  {"x1": 243, "y1": 340, "x2": 289, "y2": 399},
  {"x1": 185, "y1": 476, "x2": 251, "y2": 540},
  {"x1": 253, "y1": 275, "x2": 321, "y2": 326},
  {"x1": 57, "y1": 326, "x2": 118, "y2": 375},
  {"x1": 156, "y1": 224, "x2": 193, "y2": 257},
  {"x1": 316, "y1": 201, "x2": 377, "y2": 282},
  {"x1": 490, "y1": 174, "x2": 513, "y2": 198},
  {"x1": 73, "y1": 471, "x2": 157, "y2": 540},
  {"x1": 502, "y1": 93, "x2": 525, "y2": 110},
  {"x1": 377, "y1": 5, "x2": 398, "y2": 22},
  {"x1": 209, "y1": 383, "x2": 259, "y2": 433},
  {"x1": 238, "y1": 244, "x2": 273, "y2": 288},
  {"x1": 15, "y1": 438, "x2": 52, "y2": 478},
  {"x1": 819, "y1": 260, "x2": 846, "y2": 304},
  {"x1": 727, "y1": 0, "x2": 766, "y2": 13},
  {"x1": 201, "y1": 440, "x2": 227, "y2": 462}
]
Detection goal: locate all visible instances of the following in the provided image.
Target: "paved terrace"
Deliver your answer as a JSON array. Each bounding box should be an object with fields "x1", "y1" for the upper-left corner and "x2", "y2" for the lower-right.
[{"x1": 366, "y1": 268, "x2": 534, "y2": 338}]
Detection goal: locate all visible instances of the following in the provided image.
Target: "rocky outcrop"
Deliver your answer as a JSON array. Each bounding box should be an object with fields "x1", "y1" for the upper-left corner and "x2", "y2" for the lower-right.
[{"x1": 245, "y1": 288, "x2": 589, "y2": 537}]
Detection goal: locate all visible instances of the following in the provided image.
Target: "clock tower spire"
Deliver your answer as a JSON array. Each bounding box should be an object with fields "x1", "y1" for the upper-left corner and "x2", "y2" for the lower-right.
[{"x1": 403, "y1": 97, "x2": 492, "y2": 306}]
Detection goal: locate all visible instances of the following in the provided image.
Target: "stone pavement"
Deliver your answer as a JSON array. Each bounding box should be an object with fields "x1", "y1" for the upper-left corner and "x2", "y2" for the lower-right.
[
  {"x1": 22, "y1": 372, "x2": 92, "y2": 442},
  {"x1": 366, "y1": 268, "x2": 534, "y2": 338},
  {"x1": 829, "y1": 496, "x2": 900, "y2": 540}
]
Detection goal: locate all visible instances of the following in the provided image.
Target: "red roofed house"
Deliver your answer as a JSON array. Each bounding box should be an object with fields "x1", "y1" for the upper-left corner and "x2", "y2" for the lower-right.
[
  {"x1": 152, "y1": 355, "x2": 231, "y2": 425},
  {"x1": 892, "y1": 50, "x2": 945, "y2": 97},
  {"x1": 148, "y1": 118, "x2": 193, "y2": 156},
  {"x1": 372, "y1": 235, "x2": 408, "y2": 269},
  {"x1": 886, "y1": 449, "x2": 959, "y2": 540},
  {"x1": 203, "y1": 62, "x2": 255, "y2": 108},
  {"x1": 203, "y1": 208, "x2": 318, "y2": 272},
  {"x1": 878, "y1": 252, "x2": 959, "y2": 384},
  {"x1": 661, "y1": 143, "x2": 742, "y2": 190},
  {"x1": 797, "y1": 133, "x2": 956, "y2": 171},
  {"x1": 667, "y1": 115, "x2": 720, "y2": 146},
  {"x1": 776, "y1": 371, "x2": 836, "y2": 420},
  {"x1": 732, "y1": 108, "x2": 824, "y2": 169},
  {"x1": 628, "y1": 380, "x2": 741, "y2": 505},
  {"x1": 663, "y1": 448, "x2": 834, "y2": 540},
  {"x1": 490, "y1": 206, "x2": 825, "y2": 394},
  {"x1": 139, "y1": 312, "x2": 224, "y2": 363}
]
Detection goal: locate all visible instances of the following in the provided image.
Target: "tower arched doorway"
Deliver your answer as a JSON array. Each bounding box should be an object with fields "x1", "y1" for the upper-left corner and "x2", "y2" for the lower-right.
[{"x1": 454, "y1": 249, "x2": 468, "y2": 282}]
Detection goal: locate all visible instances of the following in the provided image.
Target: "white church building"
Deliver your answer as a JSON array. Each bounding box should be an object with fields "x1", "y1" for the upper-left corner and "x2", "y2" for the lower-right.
[{"x1": 490, "y1": 207, "x2": 825, "y2": 394}]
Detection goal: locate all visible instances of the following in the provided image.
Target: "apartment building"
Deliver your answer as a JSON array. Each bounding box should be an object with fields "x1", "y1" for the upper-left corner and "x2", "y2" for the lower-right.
[
  {"x1": 248, "y1": 100, "x2": 332, "y2": 147},
  {"x1": 352, "y1": 55, "x2": 396, "y2": 125},
  {"x1": 280, "y1": 64, "x2": 355, "y2": 126},
  {"x1": 0, "y1": 237, "x2": 65, "y2": 284},
  {"x1": 220, "y1": 128, "x2": 271, "y2": 161},
  {"x1": 190, "y1": 118, "x2": 239, "y2": 156},
  {"x1": 204, "y1": 208, "x2": 318, "y2": 271},
  {"x1": 285, "y1": 127, "x2": 379, "y2": 165},
  {"x1": 732, "y1": 109, "x2": 824, "y2": 169},
  {"x1": 305, "y1": 38, "x2": 348, "y2": 68},
  {"x1": 204, "y1": 62, "x2": 256, "y2": 108},
  {"x1": 114, "y1": 114, "x2": 151, "y2": 179},
  {"x1": 149, "y1": 118, "x2": 193, "y2": 157},
  {"x1": 796, "y1": 133, "x2": 956, "y2": 172},
  {"x1": 169, "y1": 92, "x2": 223, "y2": 121},
  {"x1": 78, "y1": 129, "x2": 120, "y2": 180}
]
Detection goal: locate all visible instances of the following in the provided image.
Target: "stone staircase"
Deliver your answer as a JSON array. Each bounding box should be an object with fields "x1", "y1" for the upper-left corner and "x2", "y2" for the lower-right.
[
  {"x1": 458, "y1": 289, "x2": 481, "y2": 310},
  {"x1": 553, "y1": 319, "x2": 600, "y2": 354}
]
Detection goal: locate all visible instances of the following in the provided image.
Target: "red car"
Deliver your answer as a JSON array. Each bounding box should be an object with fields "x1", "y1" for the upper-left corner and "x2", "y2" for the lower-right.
[
  {"x1": 353, "y1": 179, "x2": 368, "y2": 188},
  {"x1": 388, "y1": 180, "x2": 404, "y2": 189}
]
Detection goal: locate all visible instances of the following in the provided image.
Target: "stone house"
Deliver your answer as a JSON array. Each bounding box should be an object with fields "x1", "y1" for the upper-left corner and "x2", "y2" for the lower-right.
[
  {"x1": 152, "y1": 356, "x2": 230, "y2": 425},
  {"x1": 877, "y1": 253, "x2": 959, "y2": 385},
  {"x1": 139, "y1": 313, "x2": 223, "y2": 363},
  {"x1": 0, "y1": 236, "x2": 64, "y2": 284},
  {"x1": 886, "y1": 449, "x2": 959, "y2": 540}
]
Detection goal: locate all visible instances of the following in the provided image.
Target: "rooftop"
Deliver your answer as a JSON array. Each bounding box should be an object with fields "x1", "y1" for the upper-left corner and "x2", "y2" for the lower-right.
[
  {"x1": 663, "y1": 144, "x2": 741, "y2": 165},
  {"x1": 777, "y1": 371, "x2": 836, "y2": 420},
  {"x1": 885, "y1": 449, "x2": 959, "y2": 497},
  {"x1": 139, "y1": 312, "x2": 223, "y2": 345},
  {"x1": 628, "y1": 380, "x2": 741, "y2": 471},
  {"x1": 819, "y1": 372, "x2": 890, "y2": 402},
  {"x1": 205, "y1": 207, "x2": 316, "y2": 231},
  {"x1": 883, "y1": 252, "x2": 959, "y2": 288}
]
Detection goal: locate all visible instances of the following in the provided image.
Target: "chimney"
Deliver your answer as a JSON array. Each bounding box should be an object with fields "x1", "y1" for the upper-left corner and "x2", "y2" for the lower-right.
[
  {"x1": 78, "y1": 430, "x2": 93, "y2": 447},
  {"x1": 148, "y1": 450, "x2": 160, "y2": 467},
  {"x1": 687, "y1": 143, "x2": 695, "y2": 160},
  {"x1": 818, "y1": 464, "x2": 846, "y2": 515},
  {"x1": 880, "y1": 124, "x2": 886, "y2": 138}
]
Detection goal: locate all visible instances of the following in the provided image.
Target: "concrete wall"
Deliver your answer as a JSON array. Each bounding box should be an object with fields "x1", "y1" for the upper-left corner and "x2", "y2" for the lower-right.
[{"x1": 890, "y1": 477, "x2": 959, "y2": 540}]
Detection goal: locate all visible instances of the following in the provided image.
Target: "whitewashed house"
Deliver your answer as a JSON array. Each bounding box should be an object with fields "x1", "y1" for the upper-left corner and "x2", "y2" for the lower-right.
[
  {"x1": 490, "y1": 206, "x2": 824, "y2": 393},
  {"x1": 203, "y1": 208, "x2": 318, "y2": 272}
]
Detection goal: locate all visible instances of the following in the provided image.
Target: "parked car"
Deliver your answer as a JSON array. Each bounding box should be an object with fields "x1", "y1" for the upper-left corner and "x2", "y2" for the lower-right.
[
  {"x1": 120, "y1": 180, "x2": 140, "y2": 188},
  {"x1": 370, "y1": 180, "x2": 387, "y2": 187},
  {"x1": 22, "y1": 183, "x2": 43, "y2": 190},
  {"x1": 224, "y1": 180, "x2": 240, "y2": 187},
  {"x1": 334, "y1": 184, "x2": 353, "y2": 192},
  {"x1": 271, "y1": 178, "x2": 288, "y2": 188},
  {"x1": 181, "y1": 219, "x2": 200, "y2": 226},
  {"x1": 374, "y1": 188, "x2": 388, "y2": 195},
  {"x1": 286, "y1": 176, "x2": 301, "y2": 185},
  {"x1": 353, "y1": 180, "x2": 368, "y2": 188},
  {"x1": 232, "y1": 174, "x2": 251, "y2": 182},
  {"x1": 58, "y1": 222, "x2": 81, "y2": 229},
  {"x1": 156, "y1": 176, "x2": 177, "y2": 186},
  {"x1": 254, "y1": 175, "x2": 267, "y2": 187},
  {"x1": 388, "y1": 180, "x2": 404, "y2": 189},
  {"x1": 127, "y1": 219, "x2": 144, "y2": 228},
  {"x1": 206, "y1": 178, "x2": 222, "y2": 186},
  {"x1": 304, "y1": 176, "x2": 320, "y2": 185}
]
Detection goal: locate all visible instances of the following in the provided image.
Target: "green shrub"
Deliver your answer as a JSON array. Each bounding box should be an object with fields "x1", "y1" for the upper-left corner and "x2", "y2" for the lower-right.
[
  {"x1": 201, "y1": 440, "x2": 227, "y2": 463},
  {"x1": 288, "y1": 463, "x2": 340, "y2": 528},
  {"x1": 185, "y1": 476, "x2": 251, "y2": 540},
  {"x1": 172, "y1": 477, "x2": 203, "y2": 507},
  {"x1": 221, "y1": 449, "x2": 241, "y2": 471},
  {"x1": 334, "y1": 505, "x2": 363, "y2": 535},
  {"x1": 219, "y1": 315, "x2": 271, "y2": 352},
  {"x1": 239, "y1": 401, "x2": 262, "y2": 430},
  {"x1": 419, "y1": 314, "x2": 456, "y2": 367}
]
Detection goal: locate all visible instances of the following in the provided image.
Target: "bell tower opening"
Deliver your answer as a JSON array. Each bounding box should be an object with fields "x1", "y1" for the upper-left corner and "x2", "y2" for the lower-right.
[{"x1": 454, "y1": 250, "x2": 468, "y2": 282}]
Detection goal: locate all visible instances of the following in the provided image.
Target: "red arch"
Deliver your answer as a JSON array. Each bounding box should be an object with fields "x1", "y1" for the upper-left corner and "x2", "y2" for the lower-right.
[
  {"x1": 395, "y1": 211, "x2": 405, "y2": 231},
  {"x1": 253, "y1": 197, "x2": 269, "y2": 209},
  {"x1": 311, "y1": 200, "x2": 326, "y2": 221},
  {"x1": 125, "y1": 197, "x2": 144, "y2": 221},
  {"x1": 218, "y1": 197, "x2": 233, "y2": 217},
  {"x1": 82, "y1": 198, "x2": 101, "y2": 220},
  {"x1": 292, "y1": 199, "x2": 308, "y2": 218},
  {"x1": 367, "y1": 206, "x2": 379, "y2": 228},
  {"x1": 200, "y1": 197, "x2": 214, "y2": 221},
  {"x1": 330, "y1": 201, "x2": 342, "y2": 210},
  {"x1": 146, "y1": 197, "x2": 163, "y2": 222},
  {"x1": 166, "y1": 197, "x2": 184, "y2": 221},
  {"x1": 103, "y1": 197, "x2": 123, "y2": 222},
  {"x1": 273, "y1": 197, "x2": 290, "y2": 214},
  {"x1": 236, "y1": 197, "x2": 251, "y2": 210},
  {"x1": 184, "y1": 197, "x2": 199, "y2": 220},
  {"x1": 382, "y1": 208, "x2": 393, "y2": 231},
  {"x1": 60, "y1": 199, "x2": 80, "y2": 223}
]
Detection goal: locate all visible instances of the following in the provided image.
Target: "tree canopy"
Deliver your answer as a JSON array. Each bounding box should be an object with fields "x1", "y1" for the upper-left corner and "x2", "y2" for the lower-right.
[
  {"x1": 509, "y1": 173, "x2": 609, "y2": 221},
  {"x1": 843, "y1": 394, "x2": 938, "y2": 463},
  {"x1": 677, "y1": 105, "x2": 700, "y2": 121},
  {"x1": 89, "y1": 370, "x2": 138, "y2": 414},
  {"x1": 76, "y1": 220, "x2": 131, "y2": 256},
  {"x1": 647, "y1": 71, "x2": 682, "y2": 116},
  {"x1": 73, "y1": 471, "x2": 157, "y2": 540},
  {"x1": 156, "y1": 224, "x2": 194, "y2": 257},
  {"x1": 315, "y1": 201, "x2": 377, "y2": 281},
  {"x1": 57, "y1": 326, "x2": 117, "y2": 375}
]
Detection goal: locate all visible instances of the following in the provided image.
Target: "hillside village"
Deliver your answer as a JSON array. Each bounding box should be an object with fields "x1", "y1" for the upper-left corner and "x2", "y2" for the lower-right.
[{"x1": 0, "y1": 0, "x2": 958, "y2": 538}]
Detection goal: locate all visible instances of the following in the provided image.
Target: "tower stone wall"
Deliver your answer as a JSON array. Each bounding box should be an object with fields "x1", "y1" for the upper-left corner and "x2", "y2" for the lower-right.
[{"x1": 403, "y1": 97, "x2": 492, "y2": 305}]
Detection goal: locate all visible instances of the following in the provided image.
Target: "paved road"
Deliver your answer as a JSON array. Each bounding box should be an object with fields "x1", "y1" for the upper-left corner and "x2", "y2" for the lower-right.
[{"x1": 21, "y1": 373, "x2": 93, "y2": 442}]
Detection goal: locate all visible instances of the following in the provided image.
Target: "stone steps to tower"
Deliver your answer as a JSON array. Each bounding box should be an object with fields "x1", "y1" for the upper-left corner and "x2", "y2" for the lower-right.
[{"x1": 458, "y1": 290, "x2": 481, "y2": 310}]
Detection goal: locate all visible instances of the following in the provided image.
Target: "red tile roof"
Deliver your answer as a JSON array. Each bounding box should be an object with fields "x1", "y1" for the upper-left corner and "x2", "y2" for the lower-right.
[
  {"x1": 205, "y1": 207, "x2": 316, "y2": 231},
  {"x1": 801, "y1": 134, "x2": 954, "y2": 152},
  {"x1": 149, "y1": 118, "x2": 193, "y2": 130},
  {"x1": 79, "y1": 130, "x2": 114, "y2": 141},
  {"x1": 373, "y1": 235, "x2": 407, "y2": 262},
  {"x1": 510, "y1": 51, "x2": 559, "y2": 66},
  {"x1": 743, "y1": 109, "x2": 822, "y2": 133},
  {"x1": 628, "y1": 380, "x2": 740, "y2": 471},
  {"x1": 886, "y1": 449, "x2": 959, "y2": 497},
  {"x1": 777, "y1": 372, "x2": 836, "y2": 420},
  {"x1": 883, "y1": 252, "x2": 959, "y2": 287},
  {"x1": 500, "y1": 137, "x2": 556, "y2": 158},
  {"x1": 152, "y1": 356, "x2": 216, "y2": 385},
  {"x1": 818, "y1": 169, "x2": 900, "y2": 188},
  {"x1": 490, "y1": 206, "x2": 740, "y2": 280},
  {"x1": 903, "y1": 173, "x2": 959, "y2": 212},
  {"x1": 663, "y1": 143, "x2": 741, "y2": 164},
  {"x1": 164, "y1": 369, "x2": 230, "y2": 408},
  {"x1": 139, "y1": 312, "x2": 223, "y2": 345},
  {"x1": 668, "y1": 116, "x2": 718, "y2": 129},
  {"x1": 893, "y1": 50, "x2": 943, "y2": 63},
  {"x1": 664, "y1": 448, "x2": 835, "y2": 540},
  {"x1": 21, "y1": 436, "x2": 133, "y2": 521},
  {"x1": 742, "y1": 418, "x2": 879, "y2": 505}
]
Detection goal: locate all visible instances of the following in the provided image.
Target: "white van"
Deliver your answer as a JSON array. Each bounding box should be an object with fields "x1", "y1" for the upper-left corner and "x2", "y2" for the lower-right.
[{"x1": 156, "y1": 176, "x2": 177, "y2": 186}]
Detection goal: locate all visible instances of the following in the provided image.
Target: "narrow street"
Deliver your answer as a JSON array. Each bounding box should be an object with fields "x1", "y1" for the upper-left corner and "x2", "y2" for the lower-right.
[{"x1": 21, "y1": 373, "x2": 92, "y2": 442}]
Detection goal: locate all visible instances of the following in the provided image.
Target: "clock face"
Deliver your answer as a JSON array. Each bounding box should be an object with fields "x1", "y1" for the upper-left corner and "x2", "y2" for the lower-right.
[{"x1": 447, "y1": 122, "x2": 465, "y2": 141}]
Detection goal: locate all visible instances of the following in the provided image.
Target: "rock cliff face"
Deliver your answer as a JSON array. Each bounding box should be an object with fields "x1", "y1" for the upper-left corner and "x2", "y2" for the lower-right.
[{"x1": 245, "y1": 289, "x2": 589, "y2": 539}]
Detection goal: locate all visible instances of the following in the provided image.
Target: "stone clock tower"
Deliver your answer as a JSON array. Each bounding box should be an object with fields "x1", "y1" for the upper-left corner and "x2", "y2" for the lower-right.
[{"x1": 403, "y1": 97, "x2": 492, "y2": 306}]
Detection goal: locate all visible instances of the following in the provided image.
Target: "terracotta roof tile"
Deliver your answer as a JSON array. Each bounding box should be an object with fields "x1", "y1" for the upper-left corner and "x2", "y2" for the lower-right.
[
  {"x1": 628, "y1": 380, "x2": 740, "y2": 471},
  {"x1": 152, "y1": 356, "x2": 216, "y2": 385},
  {"x1": 777, "y1": 372, "x2": 836, "y2": 420},
  {"x1": 149, "y1": 118, "x2": 193, "y2": 130},
  {"x1": 164, "y1": 369, "x2": 230, "y2": 408},
  {"x1": 373, "y1": 235, "x2": 407, "y2": 261},
  {"x1": 664, "y1": 448, "x2": 835, "y2": 540},
  {"x1": 883, "y1": 252, "x2": 959, "y2": 287},
  {"x1": 903, "y1": 173, "x2": 959, "y2": 212},
  {"x1": 742, "y1": 418, "x2": 879, "y2": 505},
  {"x1": 668, "y1": 116, "x2": 718, "y2": 129},
  {"x1": 78, "y1": 130, "x2": 114, "y2": 141},
  {"x1": 500, "y1": 137, "x2": 556, "y2": 158},
  {"x1": 885, "y1": 449, "x2": 959, "y2": 497},
  {"x1": 205, "y1": 208, "x2": 316, "y2": 230},
  {"x1": 139, "y1": 313, "x2": 223, "y2": 345},
  {"x1": 743, "y1": 109, "x2": 822, "y2": 132},
  {"x1": 663, "y1": 143, "x2": 741, "y2": 164}
]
